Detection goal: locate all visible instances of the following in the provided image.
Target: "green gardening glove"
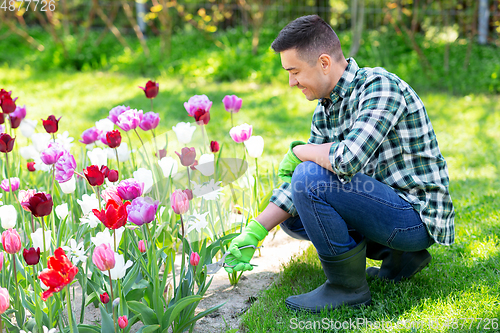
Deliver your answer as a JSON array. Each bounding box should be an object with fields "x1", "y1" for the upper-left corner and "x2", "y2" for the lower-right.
[
  {"x1": 278, "y1": 140, "x2": 306, "y2": 183},
  {"x1": 224, "y1": 218, "x2": 268, "y2": 273}
]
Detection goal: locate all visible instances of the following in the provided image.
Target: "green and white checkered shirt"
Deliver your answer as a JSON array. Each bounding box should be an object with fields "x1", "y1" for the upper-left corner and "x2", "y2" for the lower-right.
[{"x1": 270, "y1": 58, "x2": 455, "y2": 245}]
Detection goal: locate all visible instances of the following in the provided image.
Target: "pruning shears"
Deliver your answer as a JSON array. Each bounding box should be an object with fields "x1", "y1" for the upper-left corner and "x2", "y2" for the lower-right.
[{"x1": 205, "y1": 245, "x2": 260, "y2": 274}]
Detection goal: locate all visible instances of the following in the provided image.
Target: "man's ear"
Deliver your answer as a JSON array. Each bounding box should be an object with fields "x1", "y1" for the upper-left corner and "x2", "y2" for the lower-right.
[{"x1": 318, "y1": 54, "x2": 332, "y2": 74}]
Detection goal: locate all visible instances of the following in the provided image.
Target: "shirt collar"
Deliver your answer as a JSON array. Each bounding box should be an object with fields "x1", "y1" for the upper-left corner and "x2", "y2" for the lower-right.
[{"x1": 324, "y1": 57, "x2": 359, "y2": 105}]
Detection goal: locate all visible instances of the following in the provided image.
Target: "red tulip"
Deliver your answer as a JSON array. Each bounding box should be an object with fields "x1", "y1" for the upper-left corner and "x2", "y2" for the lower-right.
[
  {"x1": 24, "y1": 192, "x2": 53, "y2": 218},
  {"x1": 100, "y1": 165, "x2": 110, "y2": 178},
  {"x1": 84, "y1": 165, "x2": 105, "y2": 187},
  {"x1": 0, "y1": 133, "x2": 15, "y2": 153},
  {"x1": 38, "y1": 248, "x2": 78, "y2": 301},
  {"x1": 42, "y1": 115, "x2": 61, "y2": 134},
  {"x1": 9, "y1": 115, "x2": 21, "y2": 129},
  {"x1": 139, "y1": 80, "x2": 159, "y2": 99},
  {"x1": 23, "y1": 247, "x2": 41, "y2": 265},
  {"x1": 92, "y1": 199, "x2": 131, "y2": 230},
  {"x1": 0, "y1": 89, "x2": 11, "y2": 101},
  {"x1": 106, "y1": 130, "x2": 121, "y2": 148},
  {"x1": 27, "y1": 161, "x2": 36, "y2": 172},
  {"x1": 107, "y1": 169, "x2": 119, "y2": 182},
  {"x1": 193, "y1": 109, "x2": 210, "y2": 125},
  {"x1": 210, "y1": 140, "x2": 220, "y2": 153},
  {"x1": 100, "y1": 292, "x2": 110, "y2": 304},
  {"x1": 0, "y1": 96, "x2": 16, "y2": 114}
]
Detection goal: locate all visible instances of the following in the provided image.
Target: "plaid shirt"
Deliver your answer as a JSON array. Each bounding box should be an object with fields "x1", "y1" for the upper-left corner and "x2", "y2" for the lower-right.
[{"x1": 270, "y1": 58, "x2": 455, "y2": 245}]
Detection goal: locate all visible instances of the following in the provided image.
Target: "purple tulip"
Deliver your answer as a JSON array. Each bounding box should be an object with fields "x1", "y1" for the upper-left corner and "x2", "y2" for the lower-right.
[
  {"x1": 54, "y1": 151, "x2": 77, "y2": 183},
  {"x1": 116, "y1": 179, "x2": 144, "y2": 200},
  {"x1": 139, "y1": 112, "x2": 160, "y2": 131},
  {"x1": 40, "y1": 142, "x2": 65, "y2": 165},
  {"x1": 11, "y1": 105, "x2": 27, "y2": 120},
  {"x1": 183, "y1": 95, "x2": 212, "y2": 117},
  {"x1": 79, "y1": 127, "x2": 102, "y2": 145},
  {"x1": 116, "y1": 109, "x2": 143, "y2": 132},
  {"x1": 126, "y1": 196, "x2": 159, "y2": 226},
  {"x1": 108, "y1": 105, "x2": 130, "y2": 125},
  {"x1": 222, "y1": 95, "x2": 243, "y2": 113},
  {"x1": 1, "y1": 177, "x2": 20, "y2": 192}
]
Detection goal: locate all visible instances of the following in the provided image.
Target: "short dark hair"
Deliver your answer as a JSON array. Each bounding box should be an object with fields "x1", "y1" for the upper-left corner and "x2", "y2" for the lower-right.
[{"x1": 271, "y1": 15, "x2": 343, "y2": 65}]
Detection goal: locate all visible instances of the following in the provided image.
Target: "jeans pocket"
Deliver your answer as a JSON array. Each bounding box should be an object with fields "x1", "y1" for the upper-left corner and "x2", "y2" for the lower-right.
[{"x1": 386, "y1": 223, "x2": 432, "y2": 252}]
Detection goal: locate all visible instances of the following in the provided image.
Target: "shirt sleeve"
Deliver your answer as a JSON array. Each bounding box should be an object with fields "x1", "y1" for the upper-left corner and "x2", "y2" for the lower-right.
[
  {"x1": 307, "y1": 102, "x2": 330, "y2": 145},
  {"x1": 269, "y1": 182, "x2": 298, "y2": 216},
  {"x1": 329, "y1": 75, "x2": 406, "y2": 183}
]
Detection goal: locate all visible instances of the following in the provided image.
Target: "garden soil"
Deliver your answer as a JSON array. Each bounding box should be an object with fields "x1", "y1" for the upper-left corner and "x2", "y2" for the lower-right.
[{"x1": 70, "y1": 229, "x2": 309, "y2": 332}]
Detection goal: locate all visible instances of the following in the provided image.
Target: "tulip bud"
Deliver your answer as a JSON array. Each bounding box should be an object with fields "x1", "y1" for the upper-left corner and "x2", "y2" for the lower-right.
[
  {"x1": 108, "y1": 169, "x2": 119, "y2": 182},
  {"x1": 84, "y1": 165, "x2": 105, "y2": 187},
  {"x1": 0, "y1": 287, "x2": 10, "y2": 315},
  {"x1": 210, "y1": 140, "x2": 220, "y2": 153},
  {"x1": 190, "y1": 252, "x2": 200, "y2": 266},
  {"x1": 118, "y1": 315, "x2": 128, "y2": 329},
  {"x1": 139, "y1": 80, "x2": 159, "y2": 99},
  {"x1": 182, "y1": 189, "x2": 193, "y2": 201},
  {"x1": 42, "y1": 115, "x2": 61, "y2": 134},
  {"x1": 27, "y1": 161, "x2": 36, "y2": 172},
  {"x1": 9, "y1": 115, "x2": 21, "y2": 129},
  {"x1": 222, "y1": 95, "x2": 243, "y2": 113},
  {"x1": 0, "y1": 133, "x2": 15, "y2": 153},
  {"x1": 175, "y1": 147, "x2": 196, "y2": 167},
  {"x1": 170, "y1": 189, "x2": 189, "y2": 215},
  {"x1": 138, "y1": 240, "x2": 146, "y2": 253},
  {"x1": 0, "y1": 96, "x2": 16, "y2": 114},
  {"x1": 112, "y1": 298, "x2": 120, "y2": 308},
  {"x1": 106, "y1": 130, "x2": 122, "y2": 149},
  {"x1": 100, "y1": 292, "x2": 110, "y2": 304},
  {"x1": 23, "y1": 247, "x2": 41, "y2": 265}
]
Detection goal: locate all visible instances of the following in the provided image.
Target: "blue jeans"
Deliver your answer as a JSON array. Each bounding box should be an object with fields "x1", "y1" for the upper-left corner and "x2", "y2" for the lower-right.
[{"x1": 281, "y1": 161, "x2": 434, "y2": 257}]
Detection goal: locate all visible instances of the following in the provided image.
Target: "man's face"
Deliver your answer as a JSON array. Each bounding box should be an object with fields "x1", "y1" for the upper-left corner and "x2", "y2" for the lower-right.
[{"x1": 280, "y1": 49, "x2": 330, "y2": 101}]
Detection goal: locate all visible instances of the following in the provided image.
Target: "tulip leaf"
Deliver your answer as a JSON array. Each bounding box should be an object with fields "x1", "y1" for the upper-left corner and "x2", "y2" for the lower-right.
[
  {"x1": 127, "y1": 300, "x2": 159, "y2": 326},
  {"x1": 137, "y1": 325, "x2": 161, "y2": 333},
  {"x1": 76, "y1": 324, "x2": 101, "y2": 333},
  {"x1": 99, "y1": 303, "x2": 115, "y2": 333},
  {"x1": 84, "y1": 291, "x2": 98, "y2": 307},
  {"x1": 174, "y1": 301, "x2": 226, "y2": 333},
  {"x1": 161, "y1": 295, "x2": 202, "y2": 329},
  {"x1": 122, "y1": 262, "x2": 141, "y2": 294}
]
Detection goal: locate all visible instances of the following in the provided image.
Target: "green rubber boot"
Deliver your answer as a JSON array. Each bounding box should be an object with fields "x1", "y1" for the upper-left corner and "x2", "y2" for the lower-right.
[{"x1": 285, "y1": 239, "x2": 371, "y2": 313}]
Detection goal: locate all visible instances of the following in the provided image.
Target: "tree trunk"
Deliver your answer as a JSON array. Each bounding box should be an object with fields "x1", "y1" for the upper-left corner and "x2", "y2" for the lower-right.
[
  {"x1": 349, "y1": 0, "x2": 364, "y2": 57},
  {"x1": 121, "y1": 0, "x2": 150, "y2": 57},
  {"x1": 478, "y1": 0, "x2": 489, "y2": 44}
]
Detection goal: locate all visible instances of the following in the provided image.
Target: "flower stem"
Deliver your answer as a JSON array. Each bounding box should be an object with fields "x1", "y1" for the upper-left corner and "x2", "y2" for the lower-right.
[
  {"x1": 108, "y1": 271, "x2": 117, "y2": 332},
  {"x1": 114, "y1": 148, "x2": 121, "y2": 177},
  {"x1": 179, "y1": 214, "x2": 185, "y2": 239},
  {"x1": 66, "y1": 285, "x2": 75, "y2": 333},
  {"x1": 134, "y1": 128, "x2": 160, "y2": 199},
  {"x1": 30, "y1": 214, "x2": 35, "y2": 234},
  {"x1": 12, "y1": 253, "x2": 18, "y2": 303},
  {"x1": 152, "y1": 128, "x2": 159, "y2": 159},
  {"x1": 114, "y1": 229, "x2": 117, "y2": 253}
]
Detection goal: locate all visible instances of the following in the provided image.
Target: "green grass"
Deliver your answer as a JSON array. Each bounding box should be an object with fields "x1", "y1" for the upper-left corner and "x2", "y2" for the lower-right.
[
  {"x1": 2, "y1": 66, "x2": 500, "y2": 333},
  {"x1": 241, "y1": 93, "x2": 500, "y2": 332}
]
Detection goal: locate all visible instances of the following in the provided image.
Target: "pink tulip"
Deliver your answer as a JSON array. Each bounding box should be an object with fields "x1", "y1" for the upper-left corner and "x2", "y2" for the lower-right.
[
  {"x1": 108, "y1": 105, "x2": 130, "y2": 125},
  {"x1": 2, "y1": 228, "x2": 21, "y2": 254},
  {"x1": 138, "y1": 240, "x2": 146, "y2": 253},
  {"x1": 102, "y1": 185, "x2": 122, "y2": 203},
  {"x1": 184, "y1": 95, "x2": 212, "y2": 117},
  {"x1": 229, "y1": 123, "x2": 252, "y2": 143},
  {"x1": 116, "y1": 179, "x2": 144, "y2": 201},
  {"x1": 118, "y1": 315, "x2": 128, "y2": 329},
  {"x1": 80, "y1": 127, "x2": 101, "y2": 145},
  {"x1": 190, "y1": 252, "x2": 200, "y2": 266},
  {"x1": 0, "y1": 177, "x2": 20, "y2": 192},
  {"x1": 0, "y1": 252, "x2": 3, "y2": 271},
  {"x1": 0, "y1": 287, "x2": 9, "y2": 314},
  {"x1": 92, "y1": 243, "x2": 115, "y2": 271},
  {"x1": 222, "y1": 95, "x2": 243, "y2": 113},
  {"x1": 116, "y1": 109, "x2": 143, "y2": 132},
  {"x1": 54, "y1": 151, "x2": 76, "y2": 183},
  {"x1": 18, "y1": 189, "x2": 36, "y2": 212},
  {"x1": 139, "y1": 111, "x2": 160, "y2": 131},
  {"x1": 40, "y1": 142, "x2": 65, "y2": 165},
  {"x1": 170, "y1": 189, "x2": 189, "y2": 215}
]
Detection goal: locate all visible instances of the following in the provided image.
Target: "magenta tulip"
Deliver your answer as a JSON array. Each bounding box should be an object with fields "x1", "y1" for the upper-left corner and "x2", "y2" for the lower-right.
[
  {"x1": 108, "y1": 105, "x2": 130, "y2": 125},
  {"x1": 116, "y1": 179, "x2": 144, "y2": 200},
  {"x1": 80, "y1": 127, "x2": 101, "y2": 145},
  {"x1": 222, "y1": 95, "x2": 243, "y2": 113},
  {"x1": 139, "y1": 111, "x2": 160, "y2": 131},
  {"x1": 0, "y1": 177, "x2": 20, "y2": 192},
  {"x1": 116, "y1": 109, "x2": 143, "y2": 132},
  {"x1": 126, "y1": 196, "x2": 159, "y2": 226}
]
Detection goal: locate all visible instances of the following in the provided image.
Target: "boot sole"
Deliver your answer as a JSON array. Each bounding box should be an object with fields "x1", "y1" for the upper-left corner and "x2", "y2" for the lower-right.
[{"x1": 285, "y1": 298, "x2": 371, "y2": 314}]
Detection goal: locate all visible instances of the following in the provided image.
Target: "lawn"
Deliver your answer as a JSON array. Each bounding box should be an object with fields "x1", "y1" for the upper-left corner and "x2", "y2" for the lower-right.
[{"x1": 2, "y1": 67, "x2": 499, "y2": 332}]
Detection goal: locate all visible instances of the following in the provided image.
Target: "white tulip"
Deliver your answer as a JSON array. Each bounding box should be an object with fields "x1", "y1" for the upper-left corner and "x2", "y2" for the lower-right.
[
  {"x1": 19, "y1": 145, "x2": 39, "y2": 160},
  {"x1": 95, "y1": 118, "x2": 115, "y2": 132},
  {"x1": 133, "y1": 168, "x2": 153, "y2": 194},
  {"x1": 55, "y1": 131, "x2": 74, "y2": 151},
  {"x1": 107, "y1": 142, "x2": 130, "y2": 162},
  {"x1": 0, "y1": 205, "x2": 17, "y2": 229},
  {"x1": 31, "y1": 228, "x2": 52, "y2": 253},
  {"x1": 172, "y1": 122, "x2": 196, "y2": 145},
  {"x1": 77, "y1": 193, "x2": 99, "y2": 215},
  {"x1": 244, "y1": 135, "x2": 265, "y2": 158},
  {"x1": 31, "y1": 133, "x2": 51, "y2": 152},
  {"x1": 55, "y1": 203, "x2": 69, "y2": 220},
  {"x1": 59, "y1": 175, "x2": 76, "y2": 194},
  {"x1": 158, "y1": 156, "x2": 178, "y2": 177},
  {"x1": 80, "y1": 214, "x2": 100, "y2": 229},
  {"x1": 91, "y1": 228, "x2": 124, "y2": 248},
  {"x1": 194, "y1": 153, "x2": 215, "y2": 176},
  {"x1": 102, "y1": 253, "x2": 133, "y2": 280},
  {"x1": 19, "y1": 119, "x2": 37, "y2": 138},
  {"x1": 87, "y1": 147, "x2": 107, "y2": 167}
]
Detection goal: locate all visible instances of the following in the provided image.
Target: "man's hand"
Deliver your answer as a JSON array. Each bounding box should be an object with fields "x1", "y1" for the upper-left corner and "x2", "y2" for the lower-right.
[
  {"x1": 224, "y1": 219, "x2": 268, "y2": 273},
  {"x1": 278, "y1": 141, "x2": 306, "y2": 183}
]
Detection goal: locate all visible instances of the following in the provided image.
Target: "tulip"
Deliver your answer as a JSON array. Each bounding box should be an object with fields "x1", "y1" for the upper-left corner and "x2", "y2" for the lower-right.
[
  {"x1": 172, "y1": 122, "x2": 197, "y2": 145},
  {"x1": 184, "y1": 95, "x2": 212, "y2": 117},
  {"x1": 133, "y1": 168, "x2": 154, "y2": 194},
  {"x1": 11, "y1": 105, "x2": 26, "y2": 120},
  {"x1": 27, "y1": 161, "x2": 36, "y2": 171},
  {"x1": 244, "y1": 135, "x2": 265, "y2": 158},
  {"x1": 170, "y1": 189, "x2": 189, "y2": 215},
  {"x1": 24, "y1": 192, "x2": 53, "y2": 218},
  {"x1": 126, "y1": 197, "x2": 159, "y2": 226},
  {"x1": 0, "y1": 95, "x2": 16, "y2": 114},
  {"x1": 100, "y1": 165, "x2": 110, "y2": 179},
  {"x1": 38, "y1": 248, "x2": 78, "y2": 301},
  {"x1": 54, "y1": 151, "x2": 76, "y2": 183},
  {"x1": 40, "y1": 141, "x2": 65, "y2": 165},
  {"x1": 31, "y1": 228, "x2": 52, "y2": 253},
  {"x1": 42, "y1": 115, "x2": 61, "y2": 134},
  {"x1": 118, "y1": 315, "x2": 128, "y2": 329},
  {"x1": 19, "y1": 118, "x2": 37, "y2": 138},
  {"x1": 1, "y1": 177, "x2": 20, "y2": 192},
  {"x1": 102, "y1": 253, "x2": 132, "y2": 280},
  {"x1": 23, "y1": 247, "x2": 41, "y2": 265},
  {"x1": 0, "y1": 89, "x2": 11, "y2": 101},
  {"x1": 18, "y1": 189, "x2": 36, "y2": 211},
  {"x1": 2, "y1": 228, "x2": 21, "y2": 254},
  {"x1": 139, "y1": 111, "x2": 160, "y2": 131},
  {"x1": 93, "y1": 243, "x2": 116, "y2": 271},
  {"x1": 190, "y1": 252, "x2": 200, "y2": 266},
  {"x1": 158, "y1": 156, "x2": 178, "y2": 177},
  {"x1": 84, "y1": 165, "x2": 105, "y2": 187},
  {"x1": 155, "y1": 148, "x2": 167, "y2": 159},
  {"x1": 0, "y1": 287, "x2": 9, "y2": 314},
  {"x1": 175, "y1": 147, "x2": 196, "y2": 167},
  {"x1": 183, "y1": 189, "x2": 193, "y2": 201},
  {"x1": 59, "y1": 175, "x2": 76, "y2": 194},
  {"x1": 92, "y1": 199, "x2": 131, "y2": 230},
  {"x1": 80, "y1": 127, "x2": 101, "y2": 145},
  {"x1": 100, "y1": 292, "x2": 110, "y2": 304},
  {"x1": 105, "y1": 130, "x2": 121, "y2": 148},
  {"x1": 193, "y1": 109, "x2": 210, "y2": 125},
  {"x1": 116, "y1": 109, "x2": 143, "y2": 132},
  {"x1": 138, "y1": 240, "x2": 146, "y2": 253},
  {"x1": 139, "y1": 80, "x2": 159, "y2": 99},
  {"x1": 222, "y1": 95, "x2": 243, "y2": 113},
  {"x1": 87, "y1": 147, "x2": 108, "y2": 168},
  {"x1": 0, "y1": 253, "x2": 3, "y2": 271},
  {"x1": 108, "y1": 169, "x2": 119, "y2": 182},
  {"x1": 210, "y1": 140, "x2": 220, "y2": 153},
  {"x1": 77, "y1": 193, "x2": 99, "y2": 215},
  {"x1": 101, "y1": 186, "x2": 121, "y2": 203},
  {"x1": 116, "y1": 179, "x2": 144, "y2": 200},
  {"x1": 0, "y1": 205, "x2": 17, "y2": 229},
  {"x1": 0, "y1": 133, "x2": 15, "y2": 153},
  {"x1": 194, "y1": 154, "x2": 215, "y2": 176},
  {"x1": 55, "y1": 203, "x2": 69, "y2": 220},
  {"x1": 9, "y1": 115, "x2": 21, "y2": 129},
  {"x1": 229, "y1": 123, "x2": 252, "y2": 143}
]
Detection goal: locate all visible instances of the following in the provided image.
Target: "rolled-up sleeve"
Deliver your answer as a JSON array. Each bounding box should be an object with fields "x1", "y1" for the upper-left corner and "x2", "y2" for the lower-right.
[{"x1": 269, "y1": 182, "x2": 297, "y2": 216}]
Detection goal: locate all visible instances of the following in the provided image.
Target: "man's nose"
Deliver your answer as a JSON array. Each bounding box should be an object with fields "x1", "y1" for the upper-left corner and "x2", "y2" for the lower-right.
[{"x1": 288, "y1": 73, "x2": 297, "y2": 87}]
